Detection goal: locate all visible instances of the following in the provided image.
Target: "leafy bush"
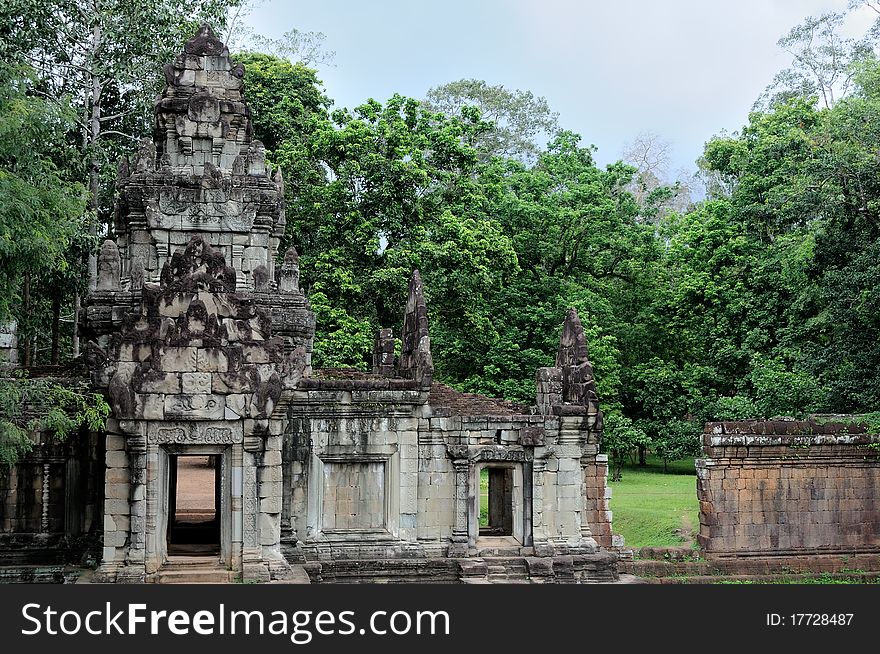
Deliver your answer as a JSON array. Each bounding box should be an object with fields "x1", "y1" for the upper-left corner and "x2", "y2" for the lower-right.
[
  {"x1": 0, "y1": 375, "x2": 109, "y2": 468},
  {"x1": 602, "y1": 413, "x2": 650, "y2": 481}
]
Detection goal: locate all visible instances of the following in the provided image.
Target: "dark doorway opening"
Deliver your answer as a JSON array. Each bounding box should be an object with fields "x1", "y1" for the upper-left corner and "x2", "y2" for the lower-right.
[
  {"x1": 167, "y1": 455, "x2": 220, "y2": 555},
  {"x1": 479, "y1": 466, "x2": 514, "y2": 536}
]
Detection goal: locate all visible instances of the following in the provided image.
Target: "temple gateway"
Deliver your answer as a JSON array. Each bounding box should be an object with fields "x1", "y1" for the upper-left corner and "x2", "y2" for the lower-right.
[{"x1": 0, "y1": 25, "x2": 618, "y2": 584}]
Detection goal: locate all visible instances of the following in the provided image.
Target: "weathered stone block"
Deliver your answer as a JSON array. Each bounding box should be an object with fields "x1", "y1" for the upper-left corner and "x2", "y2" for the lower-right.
[
  {"x1": 102, "y1": 546, "x2": 121, "y2": 563},
  {"x1": 258, "y1": 480, "x2": 283, "y2": 498},
  {"x1": 197, "y1": 348, "x2": 229, "y2": 372},
  {"x1": 260, "y1": 496, "x2": 281, "y2": 513},
  {"x1": 226, "y1": 393, "x2": 249, "y2": 417},
  {"x1": 106, "y1": 451, "x2": 128, "y2": 468},
  {"x1": 260, "y1": 466, "x2": 283, "y2": 482},
  {"x1": 106, "y1": 483, "x2": 130, "y2": 500},
  {"x1": 106, "y1": 434, "x2": 126, "y2": 451},
  {"x1": 164, "y1": 394, "x2": 225, "y2": 419},
  {"x1": 259, "y1": 512, "x2": 280, "y2": 546},
  {"x1": 134, "y1": 394, "x2": 165, "y2": 420},
  {"x1": 104, "y1": 499, "x2": 130, "y2": 515},
  {"x1": 181, "y1": 372, "x2": 212, "y2": 394},
  {"x1": 106, "y1": 467, "x2": 130, "y2": 484},
  {"x1": 156, "y1": 347, "x2": 198, "y2": 372},
  {"x1": 105, "y1": 530, "x2": 128, "y2": 547}
]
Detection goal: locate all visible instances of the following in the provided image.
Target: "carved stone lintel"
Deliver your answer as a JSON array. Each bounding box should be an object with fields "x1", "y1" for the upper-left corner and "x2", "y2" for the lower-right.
[
  {"x1": 147, "y1": 425, "x2": 240, "y2": 445},
  {"x1": 446, "y1": 444, "x2": 531, "y2": 462}
]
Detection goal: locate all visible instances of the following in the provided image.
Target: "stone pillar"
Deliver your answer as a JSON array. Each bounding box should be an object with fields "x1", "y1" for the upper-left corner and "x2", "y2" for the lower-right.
[
  {"x1": 96, "y1": 424, "x2": 132, "y2": 582},
  {"x1": 231, "y1": 443, "x2": 244, "y2": 572},
  {"x1": 40, "y1": 463, "x2": 50, "y2": 533},
  {"x1": 582, "y1": 453, "x2": 613, "y2": 548},
  {"x1": 448, "y1": 458, "x2": 469, "y2": 557},
  {"x1": 576, "y1": 451, "x2": 600, "y2": 553},
  {"x1": 120, "y1": 433, "x2": 147, "y2": 583},
  {"x1": 531, "y1": 456, "x2": 556, "y2": 556},
  {"x1": 372, "y1": 328, "x2": 395, "y2": 377},
  {"x1": 144, "y1": 444, "x2": 161, "y2": 574},
  {"x1": 64, "y1": 455, "x2": 81, "y2": 536},
  {"x1": 0, "y1": 320, "x2": 18, "y2": 367},
  {"x1": 242, "y1": 446, "x2": 269, "y2": 581},
  {"x1": 259, "y1": 423, "x2": 288, "y2": 578}
]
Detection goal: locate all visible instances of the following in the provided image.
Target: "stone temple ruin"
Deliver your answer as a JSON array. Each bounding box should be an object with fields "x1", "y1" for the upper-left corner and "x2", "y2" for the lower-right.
[
  {"x1": 0, "y1": 26, "x2": 618, "y2": 583},
  {"x1": 2, "y1": 24, "x2": 879, "y2": 585}
]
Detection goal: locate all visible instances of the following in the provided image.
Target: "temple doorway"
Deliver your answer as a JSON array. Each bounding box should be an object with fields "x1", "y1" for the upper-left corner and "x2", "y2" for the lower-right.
[
  {"x1": 167, "y1": 455, "x2": 220, "y2": 555},
  {"x1": 480, "y1": 466, "x2": 514, "y2": 537}
]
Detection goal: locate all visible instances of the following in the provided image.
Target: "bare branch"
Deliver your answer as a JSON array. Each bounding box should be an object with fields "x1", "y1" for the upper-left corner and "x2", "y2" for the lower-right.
[{"x1": 97, "y1": 130, "x2": 140, "y2": 142}]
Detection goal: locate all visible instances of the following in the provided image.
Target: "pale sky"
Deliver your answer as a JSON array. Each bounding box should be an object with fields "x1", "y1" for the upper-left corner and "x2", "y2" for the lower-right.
[{"x1": 242, "y1": 0, "x2": 873, "y2": 177}]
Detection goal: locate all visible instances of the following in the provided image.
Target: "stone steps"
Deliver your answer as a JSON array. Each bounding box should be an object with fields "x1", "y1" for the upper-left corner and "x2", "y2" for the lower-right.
[
  {"x1": 152, "y1": 555, "x2": 236, "y2": 584},
  {"x1": 153, "y1": 568, "x2": 236, "y2": 584}
]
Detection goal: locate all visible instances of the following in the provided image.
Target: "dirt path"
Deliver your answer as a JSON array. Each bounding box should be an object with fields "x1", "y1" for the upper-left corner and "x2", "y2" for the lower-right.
[
  {"x1": 676, "y1": 512, "x2": 695, "y2": 546},
  {"x1": 176, "y1": 456, "x2": 215, "y2": 519}
]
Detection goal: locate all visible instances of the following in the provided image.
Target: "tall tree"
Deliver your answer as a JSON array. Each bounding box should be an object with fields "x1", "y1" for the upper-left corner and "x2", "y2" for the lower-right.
[
  {"x1": 2, "y1": 0, "x2": 239, "y2": 356},
  {"x1": 0, "y1": 64, "x2": 88, "y2": 365},
  {"x1": 621, "y1": 131, "x2": 693, "y2": 217},
  {"x1": 424, "y1": 79, "x2": 560, "y2": 163},
  {"x1": 757, "y1": 10, "x2": 875, "y2": 109}
]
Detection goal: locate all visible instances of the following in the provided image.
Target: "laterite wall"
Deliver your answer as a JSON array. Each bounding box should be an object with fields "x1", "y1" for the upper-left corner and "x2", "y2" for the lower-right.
[{"x1": 697, "y1": 420, "x2": 880, "y2": 557}]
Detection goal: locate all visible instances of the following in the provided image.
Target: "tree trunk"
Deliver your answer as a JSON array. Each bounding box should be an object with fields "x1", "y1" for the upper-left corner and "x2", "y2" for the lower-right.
[
  {"x1": 638, "y1": 444, "x2": 647, "y2": 466},
  {"x1": 22, "y1": 271, "x2": 32, "y2": 367},
  {"x1": 51, "y1": 293, "x2": 61, "y2": 365},
  {"x1": 72, "y1": 290, "x2": 80, "y2": 358},
  {"x1": 87, "y1": 23, "x2": 102, "y2": 293}
]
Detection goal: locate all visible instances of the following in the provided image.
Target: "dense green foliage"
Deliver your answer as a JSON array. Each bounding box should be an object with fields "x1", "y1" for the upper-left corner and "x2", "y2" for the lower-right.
[
  {"x1": 2, "y1": 5, "x2": 880, "y2": 470},
  {"x1": 0, "y1": 1, "x2": 239, "y2": 466},
  {"x1": 242, "y1": 18, "x2": 880, "y2": 467},
  {"x1": 0, "y1": 64, "x2": 88, "y2": 321},
  {"x1": 0, "y1": 374, "x2": 109, "y2": 467}
]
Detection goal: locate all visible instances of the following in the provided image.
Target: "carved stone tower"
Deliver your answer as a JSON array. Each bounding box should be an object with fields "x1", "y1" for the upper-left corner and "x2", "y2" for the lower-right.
[{"x1": 84, "y1": 25, "x2": 315, "y2": 582}]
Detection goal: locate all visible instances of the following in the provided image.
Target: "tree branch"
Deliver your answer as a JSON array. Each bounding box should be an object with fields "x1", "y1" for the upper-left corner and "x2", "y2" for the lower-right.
[{"x1": 98, "y1": 130, "x2": 140, "y2": 141}]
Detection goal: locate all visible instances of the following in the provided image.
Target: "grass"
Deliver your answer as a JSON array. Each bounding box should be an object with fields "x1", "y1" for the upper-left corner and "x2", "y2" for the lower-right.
[
  {"x1": 478, "y1": 456, "x2": 700, "y2": 547},
  {"x1": 608, "y1": 456, "x2": 700, "y2": 548},
  {"x1": 717, "y1": 574, "x2": 880, "y2": 584}
]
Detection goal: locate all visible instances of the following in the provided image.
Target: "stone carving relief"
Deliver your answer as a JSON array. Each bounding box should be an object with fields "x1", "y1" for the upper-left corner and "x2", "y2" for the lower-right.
[{"x1": 148, "y1": 425, "x2": 241, "y2": 445}]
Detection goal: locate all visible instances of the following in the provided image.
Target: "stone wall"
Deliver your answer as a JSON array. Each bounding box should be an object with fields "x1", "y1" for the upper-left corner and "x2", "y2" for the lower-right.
[
  {"x1": 697, "y1": 420, "x2": 880, "y2": 557},
  {"x1": 0, "y1": 426, "x2": 102, "y2": 565},
  {"x1": 582, "y1": 454, "x2": 613, "y2": 548},
  {"x1": 0, "y1": 321, "x2": 17, "y2": 367}
]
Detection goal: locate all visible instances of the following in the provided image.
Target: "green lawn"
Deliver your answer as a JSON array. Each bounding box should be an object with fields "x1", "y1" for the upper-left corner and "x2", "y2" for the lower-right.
[
  {"x1": 608, "y1": 457, "x2": 700, "y2": 548},
  {"x1": 478, "y1": 457, "x2": 699, "y2": 547}
]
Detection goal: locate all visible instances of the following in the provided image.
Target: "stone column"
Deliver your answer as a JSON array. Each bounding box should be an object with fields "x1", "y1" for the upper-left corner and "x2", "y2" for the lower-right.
[
  {"x1": 448, "y1": 458, "x2": 469, "y2": 557},
  {"x1": 95, "y1": 423, "x2": 131, "y2": 582},
  {"x1": 259, "y1": 422, "x2": 288, "y2": 578},
  {"x1": 0, "y1": 320, "x2": 18, "y2": 367},
  {"x1": 144, "y1": 444, "x2": 161, "y2": 574},
  {"x1": 577, "y1": 450, "x2": 600, "y2": 553},
  {"x1": 230, "y1": 443, "x2": 243, "y2": 572},
  {"x1": 64, "y1": 446, "x2": 82, "y2": 536},
  {"x1": 119, "y1": 431, "x2": 147, "y2": 583},
  {"x1": 242, "y1": 440, "x2": 270, "y2": 582},
  {"x1": 40, "y1": 462, "x2": 50, "y2": 533},
  {"x1": 531, "y1": 456, "x2": 554, "y2": 556}
]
